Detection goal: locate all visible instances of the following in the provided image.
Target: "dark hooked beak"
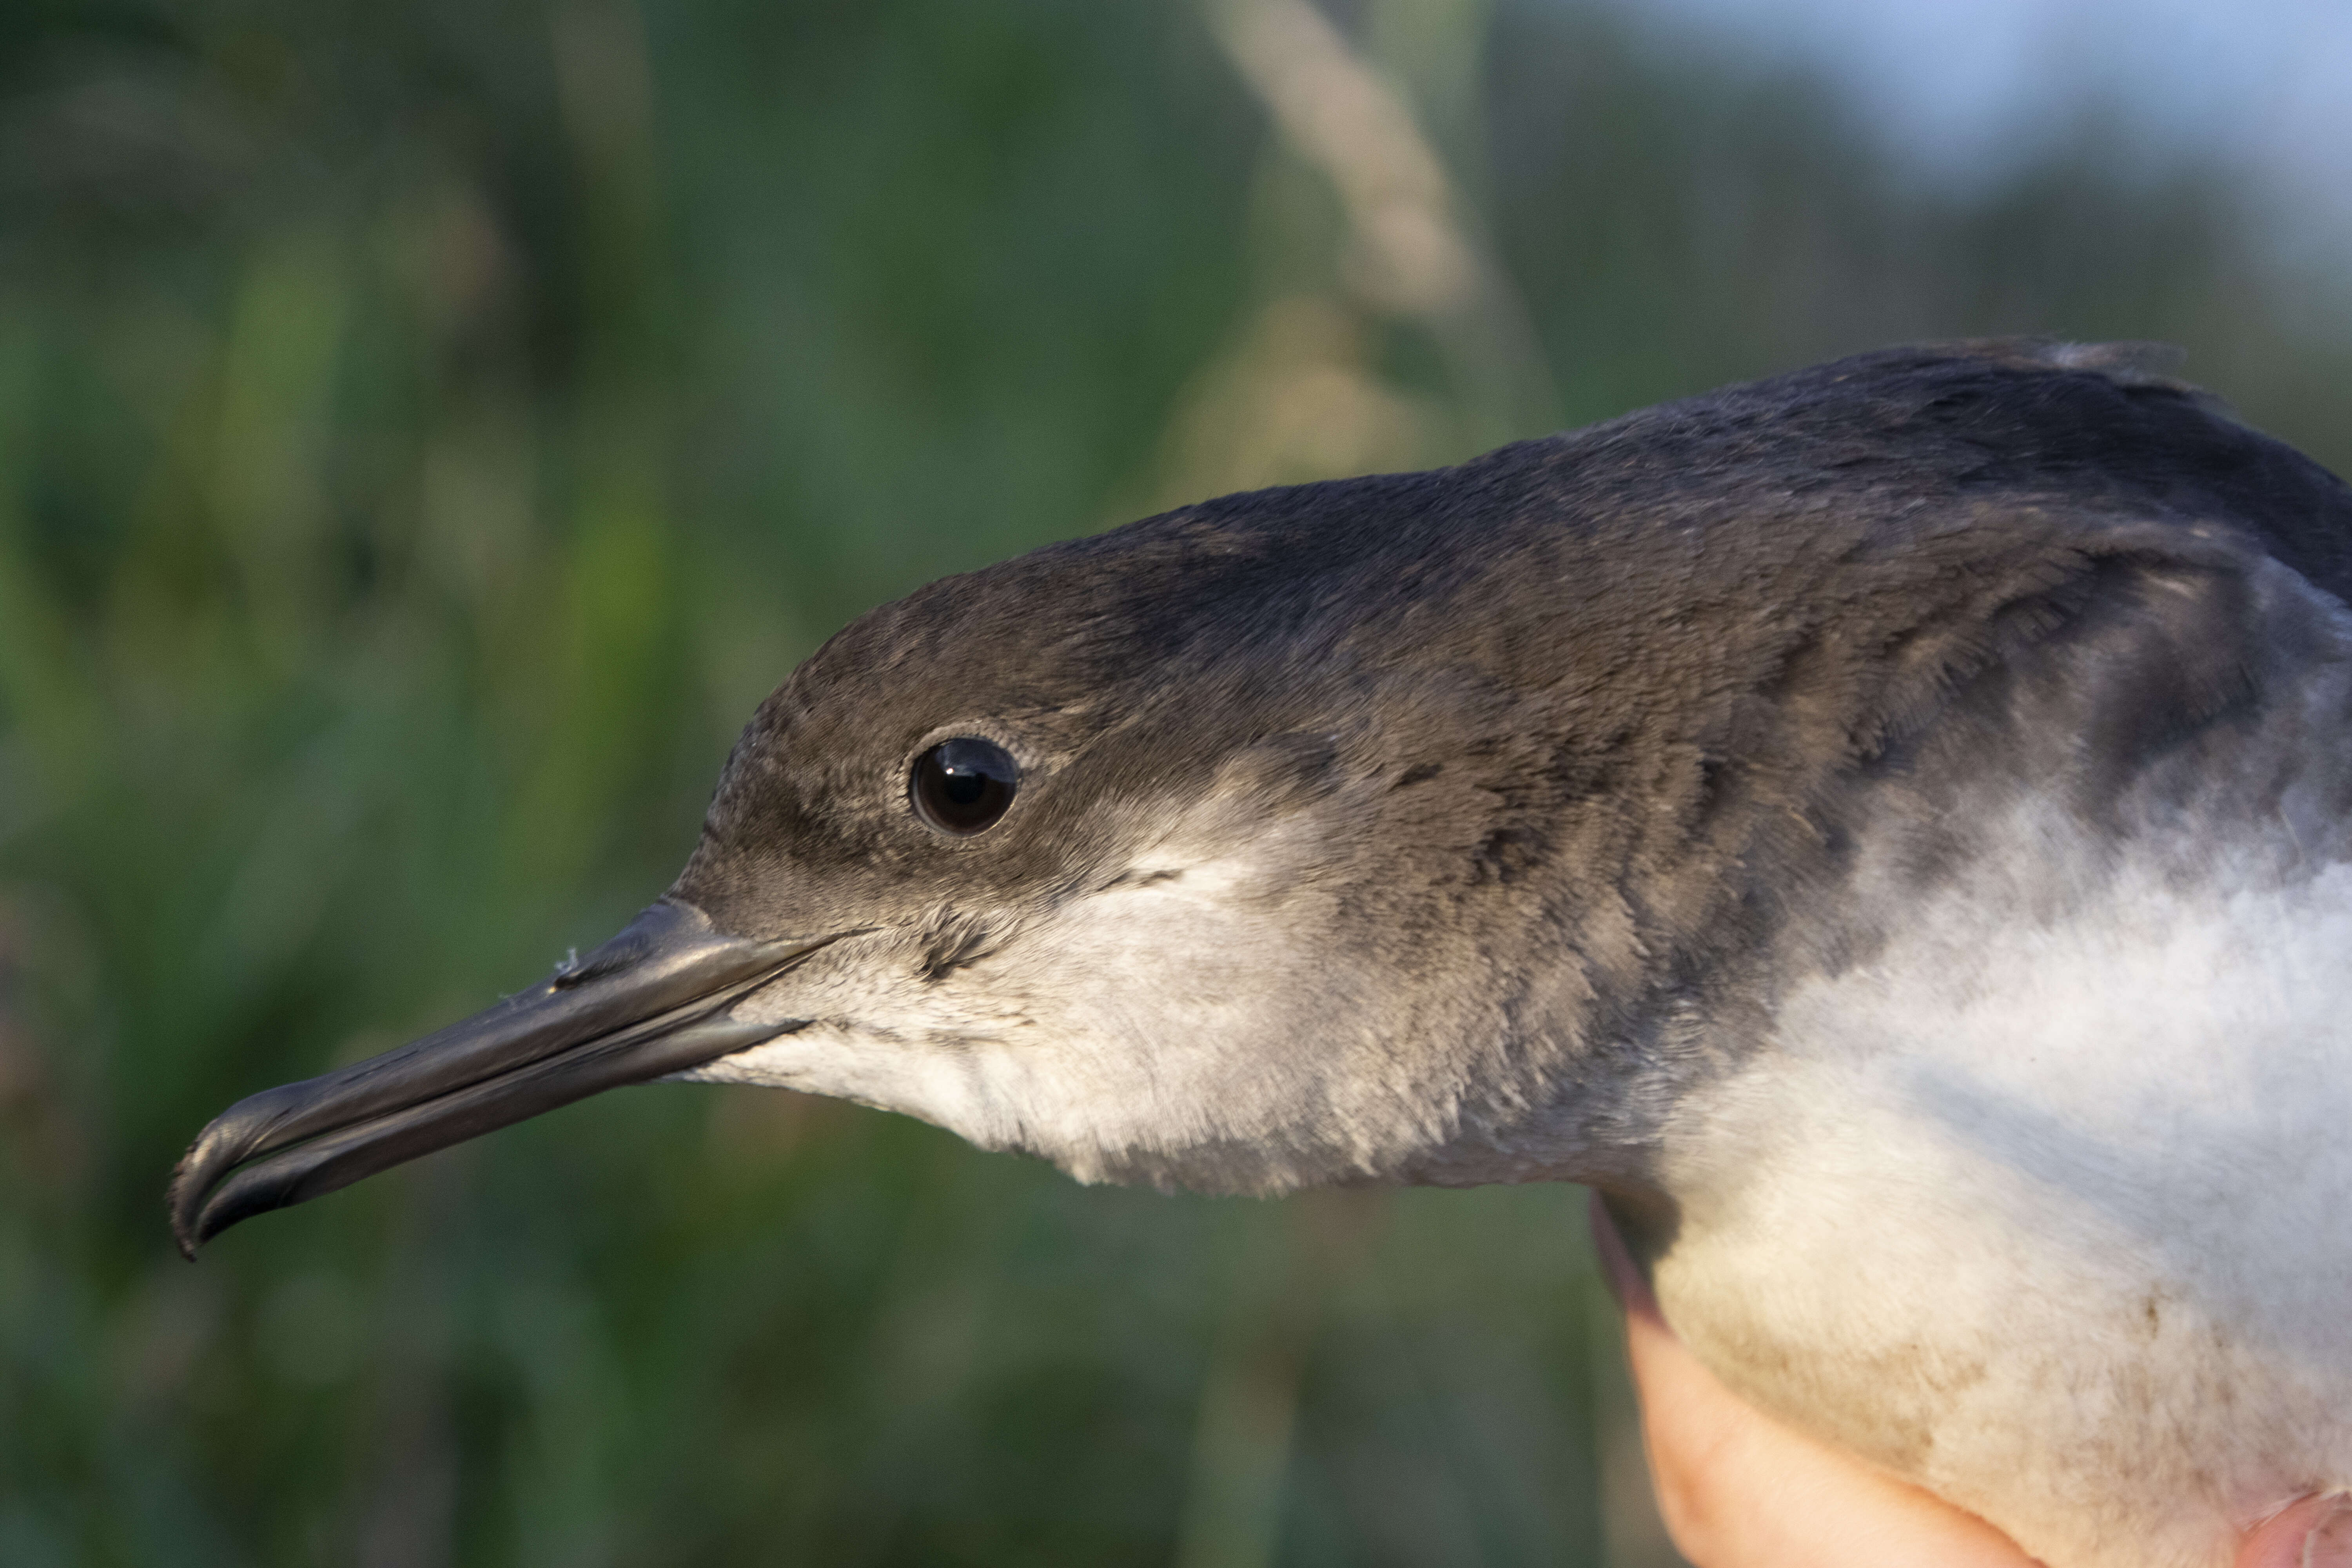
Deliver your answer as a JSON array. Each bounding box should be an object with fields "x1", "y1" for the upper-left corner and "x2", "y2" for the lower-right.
[{"x1": 169, "y1": 899, "x2": 839, "y2": 1257}]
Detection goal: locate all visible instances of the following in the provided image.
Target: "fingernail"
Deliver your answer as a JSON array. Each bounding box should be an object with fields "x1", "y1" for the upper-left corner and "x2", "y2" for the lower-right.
[{"x1": 2304, "y1": 1495, "x2": 2352, "y2": 1568}]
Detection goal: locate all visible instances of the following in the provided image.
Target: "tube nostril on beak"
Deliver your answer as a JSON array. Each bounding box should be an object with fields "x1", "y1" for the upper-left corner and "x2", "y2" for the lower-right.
[{"x1": 169, "y1": 900, "x2": 848, "y2": 1256}]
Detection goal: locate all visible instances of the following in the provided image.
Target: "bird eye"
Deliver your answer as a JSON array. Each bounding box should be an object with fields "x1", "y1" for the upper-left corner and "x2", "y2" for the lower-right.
[{"x1": 909, "y1": 737, "x2": 1020, "y2": 836}]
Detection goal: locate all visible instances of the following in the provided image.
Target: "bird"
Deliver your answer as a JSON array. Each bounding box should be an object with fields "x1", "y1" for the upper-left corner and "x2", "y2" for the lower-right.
[{"x1": 170, "y1": 340, "x2": 2352, "y2": 1568}]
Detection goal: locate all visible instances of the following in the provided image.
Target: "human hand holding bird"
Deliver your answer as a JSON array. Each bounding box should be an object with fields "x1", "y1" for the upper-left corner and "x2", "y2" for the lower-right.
[
  {"x1": 1593, "y1": 1199, "x2": 2352, "y2": 1568},
  {"x1": 172, "y1": 341, "x2": 2352, "y2": 1568}
]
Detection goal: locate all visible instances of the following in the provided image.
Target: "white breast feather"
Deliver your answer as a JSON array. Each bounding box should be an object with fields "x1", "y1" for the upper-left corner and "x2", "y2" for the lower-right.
[{"x1": 1658, "y1": 809, "x2": 2352, "y2": 1568}]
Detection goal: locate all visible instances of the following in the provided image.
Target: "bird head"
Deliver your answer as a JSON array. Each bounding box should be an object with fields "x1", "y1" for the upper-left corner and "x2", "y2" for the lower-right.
[
  {"x1": 169, "y1": 468, "x2": 1672, "y2": 1256},
  {"x1": 655, "y1": 506, "x2": 1605, "y2": 1200}
]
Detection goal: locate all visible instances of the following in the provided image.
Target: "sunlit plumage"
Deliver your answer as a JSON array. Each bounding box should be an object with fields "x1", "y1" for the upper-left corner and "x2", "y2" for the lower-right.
[{"x1": 176, "y1": 341, "x2": 2352, "y2": 1568}]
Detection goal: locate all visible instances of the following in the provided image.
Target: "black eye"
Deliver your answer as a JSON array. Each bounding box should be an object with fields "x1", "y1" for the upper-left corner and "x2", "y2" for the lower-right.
[{"x1": 909, "y1": 737, "x2": 1020, "y2": 836}]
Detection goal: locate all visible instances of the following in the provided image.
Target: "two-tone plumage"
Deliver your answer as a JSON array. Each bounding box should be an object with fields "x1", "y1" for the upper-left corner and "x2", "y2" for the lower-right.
[{"x1": 174, "y1": 341, "x2": 2352, "y2": 1568}]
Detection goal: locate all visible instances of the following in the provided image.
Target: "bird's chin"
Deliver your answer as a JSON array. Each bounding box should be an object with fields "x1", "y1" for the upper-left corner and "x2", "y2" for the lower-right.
[
  {"x1": 680, "y1": 1023, "x2": 1014, "y2": 1142},
  {"x1": 686, "y1": 1025, "x2": 1385, "y2": 1197}
]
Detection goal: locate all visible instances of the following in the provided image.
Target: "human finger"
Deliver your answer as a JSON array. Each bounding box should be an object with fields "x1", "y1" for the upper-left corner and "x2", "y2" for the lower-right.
[
  {"x1": 1589, "y1": 1192, "x2": 2042, "y2": 1568},
  {"x1": 2235, "y1": 1492, "x2": 2352, "y2": 1568}
]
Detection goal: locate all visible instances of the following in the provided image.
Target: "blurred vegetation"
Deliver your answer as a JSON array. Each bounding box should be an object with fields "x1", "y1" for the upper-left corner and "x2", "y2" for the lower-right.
[{"x1": 0, "y1": 0, "x2": 2345, "y2": 1563}]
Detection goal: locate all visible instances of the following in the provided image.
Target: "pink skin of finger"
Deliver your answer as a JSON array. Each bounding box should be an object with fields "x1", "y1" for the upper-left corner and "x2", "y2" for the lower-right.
[{"x1": 1585, "y1": 1194, "x2": 2347, "y2": 1568}]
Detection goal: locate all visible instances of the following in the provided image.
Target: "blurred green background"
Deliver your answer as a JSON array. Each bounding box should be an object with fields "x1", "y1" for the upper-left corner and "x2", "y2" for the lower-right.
[{"x1": 1, "y1": 0, "x2": 2347, "y2": 1563}]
